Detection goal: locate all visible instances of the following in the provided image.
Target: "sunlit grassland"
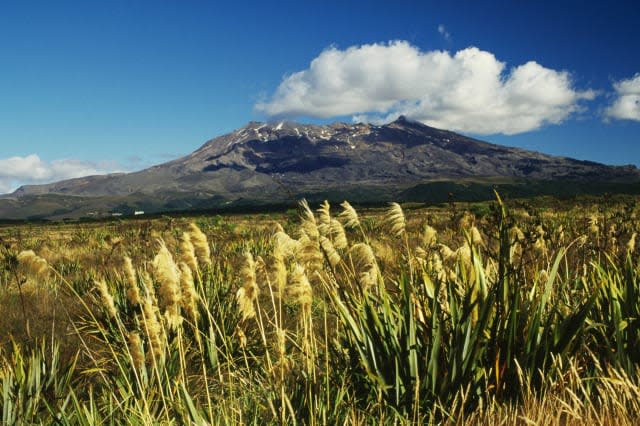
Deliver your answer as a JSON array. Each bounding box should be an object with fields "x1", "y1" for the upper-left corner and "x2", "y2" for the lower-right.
[{"x1": 2, "y1": 195, "x2": 640, "y2": 424}]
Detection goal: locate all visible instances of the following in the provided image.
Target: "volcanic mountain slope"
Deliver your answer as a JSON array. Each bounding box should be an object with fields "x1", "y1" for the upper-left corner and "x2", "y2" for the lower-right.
[{"x1": 2, "y1": 117, "x2": 639, "y2": 218}]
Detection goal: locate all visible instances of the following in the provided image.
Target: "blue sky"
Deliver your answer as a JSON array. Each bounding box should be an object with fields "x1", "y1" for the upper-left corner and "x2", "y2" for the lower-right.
[{"x1": 0, "y1": 0, "x2": 639, "y2": 193}]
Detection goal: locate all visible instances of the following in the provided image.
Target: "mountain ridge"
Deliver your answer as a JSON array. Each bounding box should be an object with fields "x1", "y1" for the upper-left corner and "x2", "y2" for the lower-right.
[{"x1": 2, "y1": 117, "x2": 639, "y2": 219}]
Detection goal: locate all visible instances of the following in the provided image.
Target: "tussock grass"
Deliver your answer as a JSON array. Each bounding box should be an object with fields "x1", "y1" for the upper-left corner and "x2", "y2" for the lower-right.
[{"x1": 2, "y1": 197, "x2": 640, "y2": 424}]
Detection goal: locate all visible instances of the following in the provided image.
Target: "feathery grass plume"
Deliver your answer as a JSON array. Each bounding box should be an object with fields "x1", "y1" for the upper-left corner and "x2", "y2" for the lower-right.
[
  {"x1": 179, "y1": 262, "x2": 199, "y2": 324},
  {"x1": 439, "y1": 243, "x2": 456, "y2": 262},
  {"x1": 320, "y1": 236, "x2": 341, "y2": 268},
  {"x1": 288, "y1": 264, "x2": 313, "y2": 316},
  {"x1": 422, "y1": 225, "x2": 438, "y2": 248},
  {"x1": 254, "y1": 255, "x2": 269, "y2": 295},
  {"x1": 17, "y1": 250, "x2": 49, "y2": 277},
  {"x1": 627, "y1": 232, "x2": 637, "y2": 255},
  {"x1": 272, "y1": 326, "x2": 290, "y2": 381},
  {"x1": 456, "y1": 244, "x2": 472, "y2": 270},
  {"x1": 299, "y1": 199, "x2": 319, "y2": 241},
  {"x1": 339, "y1": 200, "x2": 361, "y2": 229},
  {"x1": 272, "y1": 230, "x2": 293, "y2": 294},
  {"x1": 370, "y1": 239, "x2": 395, "y2": 266},
  {"x1": 296, "y1": 230, "x2": 323, "y2": 274},
  {"x1": 415, "y1": 246, "x2": 428, "y2": 261},
  {"x1": 386, "y1": 202, "x2": 406, "y2": 237},
  {"x1": 470, "y1": 225, "x2": 483, "y2": 246},
  {"x1": 124, "y1": 256, "x2": 142, "y2": 306},
  {"x1": 153, "y1": 240, "x2": 180, "y2": 307},
  {"x1": 271, "y1": 245, "x2": 288, "y2": 296},
  {"x1": 273, "y1": 231, "x2": 300, "y2": 258},
  {"x1": 128, "y1": 331, "x2": 145, "y2": 372},
  {"x1": 153, "y1": 240, "x2": 182, "y2": 330},
  {"x1": 189, "y1": 223, "x2": 212, "y2": 267},
  {"x1": 95, "y1": 279, "x2": 118, "y2": 320},
  {"x1": 330, "y1": 218, "x2": 348, "y2": 249},
  {"x1": 350, "y1": 243, "x2": 380, "y2": 291},
  {"x1": 236, "y1": 251, "x2": 259, "y2": 321},
  {"x1": 316, "y1": 200, "x2": 332, "y2": 236},
  {"x1": 179, "y1": 232, "x2": 199, "y2": 274},
  {"x1": 142, "y1": 296, "x2": 165, "y2": 365},
  {"x1": 431, "y1": 253, "x2": 447, "y2": 283}
]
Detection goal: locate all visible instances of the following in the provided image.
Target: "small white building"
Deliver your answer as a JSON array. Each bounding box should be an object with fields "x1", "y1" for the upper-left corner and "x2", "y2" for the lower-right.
[{"x1": 134, "y1": 211, "x2": 145, "y2": 216}]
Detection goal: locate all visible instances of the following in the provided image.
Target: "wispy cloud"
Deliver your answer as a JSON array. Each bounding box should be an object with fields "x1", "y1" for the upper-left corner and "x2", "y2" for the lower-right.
[
  {"x1": 255, "y1": 41, "x2": 595, "y2": 135},
  {"x1": 605, "y1": 73, "x2": 640, "y2": 122},
  {"x1": 437, "y1": 24, "x2": 451, "y2": 41},
  {"x1": 0, "y1": 155, "x2": 123, "y2": 194}
]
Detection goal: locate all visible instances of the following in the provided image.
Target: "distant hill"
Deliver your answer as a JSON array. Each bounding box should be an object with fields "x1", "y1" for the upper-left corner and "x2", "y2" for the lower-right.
[{"x1": 2, "y1": 117, "x2": 639, "y2": 219}]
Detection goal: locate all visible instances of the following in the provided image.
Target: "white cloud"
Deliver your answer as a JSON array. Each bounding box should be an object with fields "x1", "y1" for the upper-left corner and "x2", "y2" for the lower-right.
[
  {"x1": 438, "y1": 24, "x2": 451, "y2": 41},
  {"x1": 605, "y1": 73, "x2": 640, "y2": 121},
  {"x1": 0, "y1": 154, "x2": 122, "y2": 194},
  {"x1": 255, "y1": 41, "x2": 595, "y2": 135}
]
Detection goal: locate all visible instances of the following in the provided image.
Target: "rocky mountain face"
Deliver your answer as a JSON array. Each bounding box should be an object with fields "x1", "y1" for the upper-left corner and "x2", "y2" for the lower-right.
[{"x1": 3, "y1": 117, "x2": 639, "y2": 219}]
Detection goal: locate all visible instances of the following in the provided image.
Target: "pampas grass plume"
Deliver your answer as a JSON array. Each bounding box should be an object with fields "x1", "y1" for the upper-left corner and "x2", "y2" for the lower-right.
[
  {"x1": 470, "y1": 226, "x2": 483, "y2": 246},
  {"x1": 339, "y1": 201, "x2": 361, "y2": 229},
  {"x1": 274, "y1": 231, "x2": 300, "y2": 258},
  {"x1": 17, "y1": 250, "x2": 49, "y2": 277},
  {"x1": 316, "y1": 200, "x2": 331, "y2": 236},
  {"x1": 350, "y1": 243, "x2": 380, "y2": 290},
  {"x1": 236, "y1": 251, "x2": 259, "y2": 321},
  {"x1": 320, "y1": 236, "x2": 341, "y2": 268},
  {"x1": 386, "y1": 202, "x2": 406, "y2": 237},
  {"x1": 189, "y1": 223, "x2": 212, "y2": 267},
  {"x1": 422, "y1": 225, "x2": 438, "y2": 248},
  {"x1": 330, "y1": 219, "x2": 348, "y2": 250},
  {"x1": 179, "y1": 232, "x2": 199, "y2": 273},
  {"x1": 299, "y1": 199, "x2": 319, "y2": 240},
  {"x1": 179, "y1": 262, "x2": 199, "y2": 323},
  {"x1": 272, "y1": 245, "x2": 288, "y2": 296},
  {"x1": 124, "y1": 256, "x2": 142, "y2": 306},
  {"x1": 153, "y1": 240, "x2": 182, "y2": 330},
  {"x1": 153, "y1": 240, "x2": 181, "y2": 309},
  {"x1": 142, "y1": 297, "x2": 165, "y2": 364},
  {"x1": 128, "y1": 331, "x2": 145, "y2": 371},
  {"x1": 288, "y1": 264, "x2": 313, "y2": 315},
  {"x1": 95, "y1": 279, "x2": 118, "y2": 319}
]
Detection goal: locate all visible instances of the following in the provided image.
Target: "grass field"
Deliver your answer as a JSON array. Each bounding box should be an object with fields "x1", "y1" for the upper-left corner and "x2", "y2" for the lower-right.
[{"x1": 2, "y1": 194, "x2": 640, "y2": 424}]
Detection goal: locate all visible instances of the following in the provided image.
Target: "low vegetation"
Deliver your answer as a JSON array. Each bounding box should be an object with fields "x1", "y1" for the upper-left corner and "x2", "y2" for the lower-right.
[{"x1": 2, "y1": 195, "x2": 640, "y2": 424}]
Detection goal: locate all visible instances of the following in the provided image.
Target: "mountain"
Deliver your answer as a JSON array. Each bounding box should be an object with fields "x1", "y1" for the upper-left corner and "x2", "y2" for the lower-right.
[{"x1": 2, "y1": 117, "x2": 639, "y2": 219}]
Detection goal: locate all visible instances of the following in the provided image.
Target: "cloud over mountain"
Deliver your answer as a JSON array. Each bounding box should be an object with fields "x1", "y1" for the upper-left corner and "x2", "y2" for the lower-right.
[
  {"x1": 605, "y1": 73, "x2": 640, "y2": 122},
  {"x1": 0, "y1": 155, "x2": 121, "y2": 194},
  {"x1": 255, "y1": 41, "x2": 595, "y2": 135}
]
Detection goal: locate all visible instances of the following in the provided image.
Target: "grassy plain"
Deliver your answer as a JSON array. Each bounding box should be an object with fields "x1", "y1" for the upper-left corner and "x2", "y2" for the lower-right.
[{"x1": 2, "y1": 195, "x2": 640, "y2": 424}]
